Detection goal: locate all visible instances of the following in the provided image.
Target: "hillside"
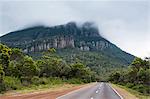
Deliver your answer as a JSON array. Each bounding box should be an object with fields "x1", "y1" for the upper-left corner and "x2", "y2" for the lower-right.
[{"x1": 0, "y1": 22, "x2": 135, "y2": 77}]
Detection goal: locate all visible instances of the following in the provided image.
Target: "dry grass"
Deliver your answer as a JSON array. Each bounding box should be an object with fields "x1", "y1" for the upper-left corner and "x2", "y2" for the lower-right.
[{"x1": 111, "y1": 84, "x2": 150, "y2": 99}]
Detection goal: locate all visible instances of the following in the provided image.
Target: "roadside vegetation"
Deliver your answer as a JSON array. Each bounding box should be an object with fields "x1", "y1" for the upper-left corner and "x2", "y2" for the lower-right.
[
  {"x1": 0, "y1": 43, "x2": 98, "y2": 93},
  {"x1": 113, "y1": 84, "x2": 150, "y2": 99},
  {"x1": 109, "y1": 57, "x2": 150, "y2": 97}
]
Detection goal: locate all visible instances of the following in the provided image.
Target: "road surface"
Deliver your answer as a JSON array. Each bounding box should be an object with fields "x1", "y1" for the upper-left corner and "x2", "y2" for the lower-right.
[{"x1": 57, "y1": 82, "x2": 122, "y2": 99}]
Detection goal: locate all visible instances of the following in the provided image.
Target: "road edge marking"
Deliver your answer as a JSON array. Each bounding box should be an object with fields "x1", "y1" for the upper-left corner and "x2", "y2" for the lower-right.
[
  {"x1": 56, "y1": 82, "x2": 97, "y2": 99},
  {"x1": 108, "y1": 83, "x2": 124, "y2": 99}
]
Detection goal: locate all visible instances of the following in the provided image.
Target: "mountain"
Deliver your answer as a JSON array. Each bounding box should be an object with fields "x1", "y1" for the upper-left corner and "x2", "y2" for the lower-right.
[
  {"x1": 0, "y1": 22, "x2": 102, "y2": 52},
  {"x1": 0, "y1": 22, "x2": 135, "y2": 77}
]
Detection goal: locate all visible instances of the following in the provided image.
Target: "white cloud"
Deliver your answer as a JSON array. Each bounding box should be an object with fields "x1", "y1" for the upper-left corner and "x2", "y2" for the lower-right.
[{"x1": 0, "y1": 0, "x2": 149, "y2": 58}]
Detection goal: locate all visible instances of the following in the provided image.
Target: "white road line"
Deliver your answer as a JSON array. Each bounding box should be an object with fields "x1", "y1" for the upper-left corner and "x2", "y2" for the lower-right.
[
  {"x1": 108, "y1": 83, "x2": 124, "y2": 99},
  {"x1": 99, "y1": 82, "x2": 103, "y2": 87},
  {"x1": 90, "y1": 97, "x2": 94, "y2": 99},
  {"x1": 95, "y1": 90, "x2": 99, "y2": 93},
  {"x1": 56, "y1": 83, "x2": 97, "y2": 99}
]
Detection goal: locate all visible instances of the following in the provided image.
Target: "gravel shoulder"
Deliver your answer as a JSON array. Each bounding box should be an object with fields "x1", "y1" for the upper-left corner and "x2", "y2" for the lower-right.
[
  {"x1": 0, "y1": 83, "x2": 95, "y2": 99},
  {"x1": 111, "y1": 84, "x2": 139, "y2": 99}
]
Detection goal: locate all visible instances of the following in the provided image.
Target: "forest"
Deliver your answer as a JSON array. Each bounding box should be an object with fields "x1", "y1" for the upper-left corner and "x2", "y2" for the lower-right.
[
  {"x1": 0, "y1": 43, "x2": 149, "y2": 96},
  {"x1": 0, "y1": 43, "x2": 97, "y2": 93},
  {"x1": 109, "y1": 57, "x2": 150, "y2": 95}
]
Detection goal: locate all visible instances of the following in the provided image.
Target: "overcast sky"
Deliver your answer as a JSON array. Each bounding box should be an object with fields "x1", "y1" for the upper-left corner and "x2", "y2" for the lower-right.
[{"x1": 0, "y1": 0, "x2": 149, "y2": 58}]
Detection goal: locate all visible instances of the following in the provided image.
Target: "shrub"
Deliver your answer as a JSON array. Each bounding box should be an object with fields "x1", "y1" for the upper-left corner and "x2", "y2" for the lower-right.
[
  {"x1": 131, "y1": 84, "x2": 149, "y2": 94},
  {"x1": 40, "y1": 77, "x2": 49, "y2": 85},
  {"x1": 4, "y1": 76, "x2": 22, "y2": 90},
  {"x1": 67, "y1": 78, "x2": 83, "y2": 84},
  {"x1": 31, "y1": 76, "x2": 41, "y2": 85},
  {"x1": 126, "y1": 83, "x2": 135, "y2": 88},
  {"x1": 0, "y1": 83, "x2": 6, "y2": 93},
  {"x1": 47, "y1": 77, "x2": 63, "y2": 85},
  {"x1": 144, "y1": 85, "x2": 150, "y2": 94}
]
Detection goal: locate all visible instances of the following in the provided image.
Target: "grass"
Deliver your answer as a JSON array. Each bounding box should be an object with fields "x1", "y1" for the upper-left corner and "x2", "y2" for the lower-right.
[
  {"x1": 0, "y1": 76, "x2": 85, "y2": 95},
  {"x1": 2, "y1": 83, "x2": 81, "y2": 96},
  {"x1": 114, "y1": 84, "x2": 150, "y2": 99}
]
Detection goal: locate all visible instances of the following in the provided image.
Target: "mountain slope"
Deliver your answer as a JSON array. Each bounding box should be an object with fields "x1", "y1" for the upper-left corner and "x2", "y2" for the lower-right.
[{"x1": 0, "y1": 22, "x2": 134, "y2": 68}]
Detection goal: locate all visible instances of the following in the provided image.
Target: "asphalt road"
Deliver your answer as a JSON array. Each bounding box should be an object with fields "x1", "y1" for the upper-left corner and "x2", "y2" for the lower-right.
[{"x1": 56, "y1": 82, "x2": 122, "y2": 99}]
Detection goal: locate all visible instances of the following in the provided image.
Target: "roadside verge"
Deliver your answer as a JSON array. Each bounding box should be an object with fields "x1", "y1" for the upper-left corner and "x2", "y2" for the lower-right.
[
  {"x1": 0, "y1": 83, "x2": 94, "y2": 99},
  {"x1": 111, "y1": 84, "x2": 139, "y2": 99}
]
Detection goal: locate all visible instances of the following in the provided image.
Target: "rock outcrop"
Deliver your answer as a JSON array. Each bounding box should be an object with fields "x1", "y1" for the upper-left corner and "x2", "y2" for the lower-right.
[
  {"x1": 23, "y1": 36, "x2": 75, "y2": 53},
  {"x1": 1, "y1": 22, "x2": 111, "y2": 53},
  {"x1": 0, "y1": 21, "x2": 135, "y2": 65}
]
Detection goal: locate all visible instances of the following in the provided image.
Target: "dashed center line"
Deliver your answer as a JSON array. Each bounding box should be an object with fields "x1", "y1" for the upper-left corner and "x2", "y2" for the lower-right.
[
  {"x1": 96, "y1": 90, "x2": 99, "y2": 93},
  {"x1": 90, "y1": 97, "x2": 94, "y2": 99}
]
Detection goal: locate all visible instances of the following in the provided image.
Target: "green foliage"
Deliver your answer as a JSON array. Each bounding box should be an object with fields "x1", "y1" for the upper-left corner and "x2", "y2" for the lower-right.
[
  {"x1": 0, "y1": 64, "x2": 4, "y2": 82},
  {"x1": 126, "y1": 83, "x2": 135, "y2": 88},
  {"x1": 109, "y1": 57, "x2": 150, "y2": 95},
  {"x1": 37, "y1": 57, "x2": 71, "y2": 77},
  {"x1": 31, "y1": 76, "x2": 42, "y2": 85},
  {"x1": 21, "y1": 56, "x2": 39, "y2": 78},
  {"x1": 7, "y1": 56, "x2": 39, "y2": 79},
  {"x1": 31, "y1": 76, "x2": 50, "y2": 85},
  {"x1": 69, "y1": 62, "x2": 95, "y2": 82},
  {"x1": 0, "y1": 44, "x2": 12, "y2": 92},
  {"x1": 66, "y1": 78, "x2": 84, "y2": 84},
  {"x1": 10, "y1": 48, "x2": 24, "y2": 61},
  {"x1": 0, "y1": 44, "x2": 12, "y2": 75},
  {"x1": 48, "y1": 48, "x2": 56, "y2": 53},
  {"x1": 0, "y1": 44, "x2": 97, "y2": 93},
  {"x1": 108, "y1": 71, "x2": 121, "y2": 83},
  {"x1": 54, "y1": 48, "x2": 129, "y2": 80},
  {"x1": 1, "y1": 22, "x2": 135, "y2": 80},
  {"x1": 3, "y1": 76, "x2": 22, "y2": 90},
  {"x1": 0, "y1": 64, "x2": 5, "y2": 92}
]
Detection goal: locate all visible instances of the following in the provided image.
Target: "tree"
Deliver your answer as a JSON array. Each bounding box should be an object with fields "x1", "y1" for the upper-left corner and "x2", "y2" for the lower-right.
[
  {"x1": 137, "y1": 68, "x2": 150, "y2": 84},
  {"x1": 0, "y1": 64, "x2": 4, "y2": 84},
  {"x1": 131, "y1": 57, "x2": 149, "y2": 70},
  {"x1": 10, "y1": 48, "x2": 24, "y2": 61},
  {"x1": 21, "y1": 56, "x2": 39, "y2": 78},
  {"x1": 48, "y1": 48, "x2": 56, "y2": 53},
  {"x1": 37, "y1": 56, "x2": 71, "y2": 78},
  {"x1": 8, "y1": 55, "x2": 39, "y2": 80},
  {"x1": 0, "y1": 44, "x2": 12, "y2": 75},
  {"x1": 54, "y1": 59, "x2": 71, "y2": 78},
  {"x1": 108, "y1": 71, "x2": 121, "y2": 83},
  {"x1": 69, "y1": 62, "x2": 93, "y2": 80},
  {"x1": 0, "y1": 64, "x2": 5, "y2": 92}
]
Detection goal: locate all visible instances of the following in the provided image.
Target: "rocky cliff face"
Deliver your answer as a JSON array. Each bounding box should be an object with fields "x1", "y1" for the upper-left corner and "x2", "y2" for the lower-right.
[
  {"x1": 0, "y1": 21, "x2": 135, "y2": 65},
  {"x1": 7, "y1": 35, "x2": 109, "y2": 53},
  {"x1": 23, "y1": 36, "x2": 75, "y2": 53},
  {"x1": 0, "y1": 22, "x2": 110, "y2": 53}
]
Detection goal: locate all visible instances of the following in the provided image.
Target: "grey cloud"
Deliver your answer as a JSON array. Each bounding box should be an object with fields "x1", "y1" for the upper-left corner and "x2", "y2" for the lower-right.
[{"x1": 0, "y1": 0, "x2": 149, "y2": 57}]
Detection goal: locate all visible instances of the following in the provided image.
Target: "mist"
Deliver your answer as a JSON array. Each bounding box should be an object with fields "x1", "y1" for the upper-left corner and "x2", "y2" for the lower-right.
[{"x1": 0, "y1": 0, "x2": 149, "y2": 58}]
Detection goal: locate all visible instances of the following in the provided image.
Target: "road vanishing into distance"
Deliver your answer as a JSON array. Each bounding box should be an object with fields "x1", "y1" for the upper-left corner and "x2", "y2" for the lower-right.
[{"x1": 57, "y1": 82, "x2": 123, "y2": 99}]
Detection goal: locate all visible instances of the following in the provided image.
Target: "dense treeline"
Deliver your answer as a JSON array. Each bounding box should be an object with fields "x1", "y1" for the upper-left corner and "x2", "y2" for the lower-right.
[
  {"x1": 48, "y1": 48, "x2": 129, "y2": 80},
  {"x1": 109, "y1": 57, "x2": 150, "y2": 94},
  {"x1": 0, "y1": 44, "x2": 97, "y2": 92}
]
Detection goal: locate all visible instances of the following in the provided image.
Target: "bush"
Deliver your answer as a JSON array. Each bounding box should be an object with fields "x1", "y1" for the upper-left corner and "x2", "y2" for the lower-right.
[
  {"x1": 0, "y1": 83, "x2": 6, "y2": 93},
  {"x1": 126, "y1": 83, "x2": 135, "y2": 88},
  {"x1": 31, "y1": 77, "x2": 63, "y2": 85},
  {"x1": 47, "y1": 77, "x2": 63, "y2": 85},
  {"x1": 20, "y1": 76, "x2": 31, "y2": 86},
  {"x1": 4, "y1": 76, "x2": 22, "y2": 90},
  {"x1": 31, "y1": 76, "x2": 52, "y2": 85},
  {"x1": 131, "y1": 84, "x2": 150, "y2": 94},
  {"x1": 66, "y1": 78, "x2": 83, "y2": 84},
  {"x1": 40, "y1": 77, "x2": 49, "y2": 85},
  {"x1": 31, "y1": 76, "x2": 41, "y2": 85},
  {"x1": 144, "y1": 85, "x2": 150, "y2": 94}
]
